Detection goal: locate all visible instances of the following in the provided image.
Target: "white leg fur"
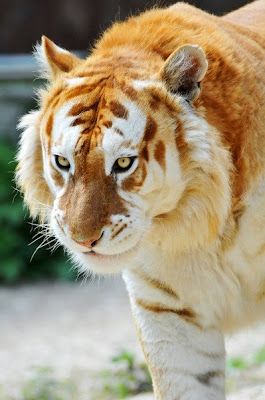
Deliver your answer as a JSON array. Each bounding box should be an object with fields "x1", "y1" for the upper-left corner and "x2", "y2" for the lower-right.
[{"x1": 123, "y1": 270, "x2": 226, "y2": 400}]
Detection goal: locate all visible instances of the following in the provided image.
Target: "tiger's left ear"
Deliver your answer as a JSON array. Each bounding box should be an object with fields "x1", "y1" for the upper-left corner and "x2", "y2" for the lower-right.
[
  {"x1": 34, "y1": 36, "x2": 82, "y2": 80},
  {"x1": 160, "y1": 44, "x2": 208, "y2": 101}
]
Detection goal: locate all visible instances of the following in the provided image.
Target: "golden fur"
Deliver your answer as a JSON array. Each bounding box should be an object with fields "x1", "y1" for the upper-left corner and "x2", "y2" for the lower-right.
[{"x1": 16, "y1": 1, "x2": 265, "y2": 398}]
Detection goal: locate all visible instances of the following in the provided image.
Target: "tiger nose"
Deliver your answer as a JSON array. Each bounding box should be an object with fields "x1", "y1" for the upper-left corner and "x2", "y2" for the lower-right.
[{"x1": 74, "y1": 232, "x2": 103, "y2": 249}]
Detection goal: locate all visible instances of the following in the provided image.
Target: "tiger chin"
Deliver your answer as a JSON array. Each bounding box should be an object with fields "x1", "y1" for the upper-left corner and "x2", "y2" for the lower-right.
[{"x1": 16, "y1": 1, "x2": 265, "y2": 399}]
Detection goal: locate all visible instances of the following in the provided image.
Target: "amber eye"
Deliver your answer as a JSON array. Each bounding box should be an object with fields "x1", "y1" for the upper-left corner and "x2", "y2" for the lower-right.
[
  {"x1": 117, "y1": 157, "x2": 131, "y2": 168},
  {"x1": 55, "y1": 155, "x2": 70, "y2": 170},
  {"x1": 112, "y1": 157, "x2": 136, "y2": 174}
]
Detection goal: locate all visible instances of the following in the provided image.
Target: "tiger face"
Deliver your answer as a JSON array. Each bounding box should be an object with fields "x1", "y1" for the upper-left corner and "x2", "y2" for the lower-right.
[{"x1": 17, "y1": 37, "x2": 230, "y2": 274}]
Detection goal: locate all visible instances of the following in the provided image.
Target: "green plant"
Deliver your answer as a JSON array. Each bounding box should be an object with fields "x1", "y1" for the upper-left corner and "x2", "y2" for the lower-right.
[
  {"x1": 22, "y1": 367, "x2": 77, "y2": 400},
  {"x1": 95, "y1": 351, "x2": 152, "y2": 399},
  {"x1": 226, "y1": 356, "x2": 248, "y2": 371},
  {"x1": 225, "y1": 346, "x2": 265, "y2": 394},
  {"x1": 253, "y1": 346, "x2": 265, "y2": 366},
  {"x1": 0, "y1": 140, "x2": 75, "y2": 282},
  {"x1": 0, "y1": 367, "x2": 77, "y2": 400}
]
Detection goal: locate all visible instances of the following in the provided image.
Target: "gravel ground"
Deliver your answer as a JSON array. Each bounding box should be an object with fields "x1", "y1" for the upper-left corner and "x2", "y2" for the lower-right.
[{"x1": 0, "y1": 279, "x2": 264, "y2": 399}]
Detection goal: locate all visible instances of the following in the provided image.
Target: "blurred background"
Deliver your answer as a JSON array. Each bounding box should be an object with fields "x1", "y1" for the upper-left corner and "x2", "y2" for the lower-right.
[{"x1": 2, "y1": 2, "x2": 265, "y2": 400}]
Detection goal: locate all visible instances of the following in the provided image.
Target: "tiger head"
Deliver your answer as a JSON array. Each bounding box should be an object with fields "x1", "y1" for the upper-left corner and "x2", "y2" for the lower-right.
[{"x1": 16, "y1": 37, "x2": 231, "y2": 274}]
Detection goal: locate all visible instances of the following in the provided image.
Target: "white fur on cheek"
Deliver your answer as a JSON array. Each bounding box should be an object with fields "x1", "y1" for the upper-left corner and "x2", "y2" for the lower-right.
[
  {"x1": 41, "y1": 101, "x2": 83, "y2": 194},
  {"x1": 139, "y1": 145, "x2": 185, "y2": 217},
  {"x1": 52, "y1": 102, "x2": 82, "y2": 172}
]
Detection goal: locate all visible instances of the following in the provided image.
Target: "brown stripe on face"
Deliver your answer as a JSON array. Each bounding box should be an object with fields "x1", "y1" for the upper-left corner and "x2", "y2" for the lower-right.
[
  {"x1": 121, "y1": 85, "x2": 138, "y2": 101},
  {"x1": 86, "y1": 99, "x2": 101, "y2": 112},
  {"x1": 109, "y1": 100, "x2": 129, "y2": 119},
  {"x1": 69, "y1": 99, "x2": 101, "y2": 131},
  {"x1": 149, "y1": 93, "x2": 161, "y2": 110},
  {"x1": 114, "y1": 127, "x2": 124, "y2": 136},
  {"x1": 154, "y1": 140, "x2": 166, "y2": 170},
  {"x1": 75, "y1": 133, "x2": 92, "y2": 156},
  {"x1": 135, "y1": 299, "x2": 201, "y2": 329},
  {"x1": 122, "y1": 161, "x2": 147, "y2": 192},
  {"x1": 64, "y1": 84, "x2": 90, "y2": 101},
  {"x1": 144, "y1": 116, "x2": 157, "y2": 141},
  {"x1": 111, "y1": 223, "x2": 128, "y2": 240},
  {"x1": 52, "y1": 97, "x2": 61, "y2": 110},
  {"x1": 174, "y1": 122, "x2": 190, "y2": 167},
  {"x1": 71, "y1": 117, "x2": 86, "y2": 127},
  {"x1": 41, "y1": 86, "x2": 65, "y2": 133},
  {"x1": 81, "y1": 127, "x2": 92, "y2": 135},
  {"x1": 68, "y1": 103, "x2": 92, "y2": 117},
  {"x1": 46, "y1": 114, "x2": 53, "y2": 136},
  {"x1": 103, "y1": 120, "x2": 113, "y2": 129},
  {"x1": 64, "y1": 79, "x2": 105, "y2": 102},
  {"x1": 141, "y1": 144, "x2": 149, "y2": 162},
  {"x1": 133, "y1": 269, "x2": 179, "y2": 300}
]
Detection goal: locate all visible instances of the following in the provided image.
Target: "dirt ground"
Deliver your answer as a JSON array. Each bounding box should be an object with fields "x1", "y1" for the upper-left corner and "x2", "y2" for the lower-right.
[{"x1": 0, "y1": 279, "x2": 265, "y2": 399}]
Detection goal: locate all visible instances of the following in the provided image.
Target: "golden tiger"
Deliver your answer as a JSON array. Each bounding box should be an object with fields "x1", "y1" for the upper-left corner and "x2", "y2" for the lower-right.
[{"x1": 16, "y1": 1, "x2": 265, "y2": 399}]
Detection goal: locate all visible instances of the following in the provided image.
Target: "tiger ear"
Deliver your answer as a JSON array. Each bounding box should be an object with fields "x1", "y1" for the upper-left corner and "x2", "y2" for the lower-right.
[
  {"x1": 34, "y1": 36, "x2": 82, "y2": 80},
  {"x1": 161, "y1": 44, "x2": 208, "y2": 101}
]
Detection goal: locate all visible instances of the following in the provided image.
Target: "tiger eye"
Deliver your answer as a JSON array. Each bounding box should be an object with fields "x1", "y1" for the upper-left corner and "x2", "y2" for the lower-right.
[
  {"x1": 117, "y1": 157, "x2": 131, "y2": 169},
  {"x1": 56, "y1": 155, "x2": 70, "y2": 168}
]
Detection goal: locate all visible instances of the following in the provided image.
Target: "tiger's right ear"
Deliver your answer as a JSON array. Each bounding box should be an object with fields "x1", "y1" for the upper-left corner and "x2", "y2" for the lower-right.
[
  {"x1": 34, "y1": 36, "x2": 82, "y2": 80},
  {"x1": 160, "y1": 44, "x2": 208, "y2": 101}
]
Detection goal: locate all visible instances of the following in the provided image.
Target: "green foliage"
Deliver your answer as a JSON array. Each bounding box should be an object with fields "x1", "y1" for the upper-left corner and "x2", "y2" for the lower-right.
[
  {"x1": 226, "y1": 357, "x2": 248, "y2": 371},
  {"x1": 253, "y1": 346, "x2": 265, "y2": 366},
  {"x1": 95, "y1": 351, "x2": 152, "y2": 399},
  {"x1": 226, "y1": 346, "x2": 265, "y2": 394},
  {"x1": 0, "y1": 367, "x2": 77, "y2": 400},
  {"x1": 226, "y1": 346, "x2": 265, "y2": 374},
  {"x1": 0, "y1": 140, "x2": 75, "y2": 282},
  {"x1": 22, "y1": 367, "x2": 77, "y2": 400},
  {"x1": 112, "y1": 351, "x2": 135, "y2": 370}
]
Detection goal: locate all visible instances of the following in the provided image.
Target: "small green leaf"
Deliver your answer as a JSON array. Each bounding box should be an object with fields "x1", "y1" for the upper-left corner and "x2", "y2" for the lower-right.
[
  {"x1": 226, "y1": 357, "x2": 248, "y2": 370},
  {"x1": 112, "y1": 351, "x2": 135, "y2": 370}
]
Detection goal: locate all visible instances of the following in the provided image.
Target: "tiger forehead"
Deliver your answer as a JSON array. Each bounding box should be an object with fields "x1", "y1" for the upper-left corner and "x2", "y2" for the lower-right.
[
  {"x1": 58, "y1": 79, "x2": 138, "y2": 134},
  {"x1": 64, "y1": 97, "x2": 135, "y2": 155},
  {"x1": 46, "y1": 76, "x2": 172, "y2": 162},
  {"x1": 44, "y1": 73, "x2": 165, "y2": 140}
]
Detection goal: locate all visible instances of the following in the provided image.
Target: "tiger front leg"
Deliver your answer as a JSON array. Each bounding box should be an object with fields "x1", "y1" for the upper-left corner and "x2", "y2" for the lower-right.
[{"x1": 123, "y1": 272, "x2": 226, "y2": 400}]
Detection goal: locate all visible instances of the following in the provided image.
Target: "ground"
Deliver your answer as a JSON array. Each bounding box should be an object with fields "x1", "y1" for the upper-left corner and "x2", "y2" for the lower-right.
[{"x1": 0, "y1": 279, "x2": 265, "y2": 399}]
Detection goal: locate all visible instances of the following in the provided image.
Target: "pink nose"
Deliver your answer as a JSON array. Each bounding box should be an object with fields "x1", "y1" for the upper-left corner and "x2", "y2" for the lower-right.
[{"x1": 75, "y1": 238, "x2": 99, "y2": 248}]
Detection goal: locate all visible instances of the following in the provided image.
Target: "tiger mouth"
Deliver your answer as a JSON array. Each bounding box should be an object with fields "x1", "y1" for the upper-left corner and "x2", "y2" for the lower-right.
[
  {"x1": 82, "y1": 245, "x2": 138, "y2": 259},
  {"x1": 83, "y1": 250, "x2": 104, "y2": 257}
]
